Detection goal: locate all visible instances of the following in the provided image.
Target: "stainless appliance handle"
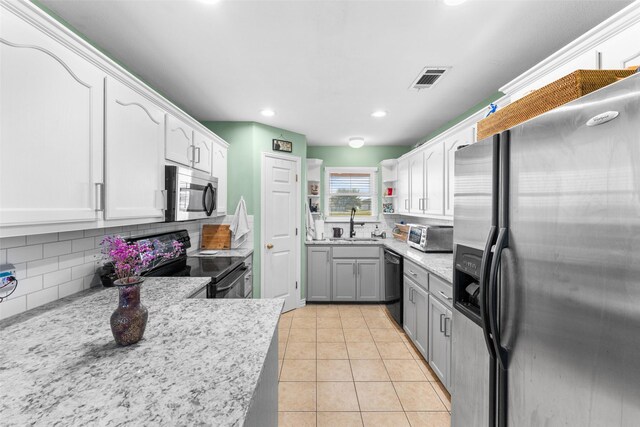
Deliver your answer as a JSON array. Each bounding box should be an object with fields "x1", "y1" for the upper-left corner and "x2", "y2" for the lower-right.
[
  {"x1": 440, "y1": 313, "x2": 445, "y2": 333},
  {"x1": 203, "y1": 183, "x2": 215, "y2": 216},
  {"x1": 479, "y1": 226, "x2": 498, "y2": 359},
  {"x1": 489, "y1": 227, "x2": 508, "y2": 369},
  {"x1": 438, "y1": 290, "x2": 452, "y2": 302},
  {"x1": 216, "y1": 266, "x2": 248, "y2": 292}
]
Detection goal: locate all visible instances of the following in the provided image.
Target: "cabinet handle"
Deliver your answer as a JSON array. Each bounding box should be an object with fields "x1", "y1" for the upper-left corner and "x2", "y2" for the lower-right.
[
  {"x1": 411, "y1": 288, "x2": 415, "y2": 303},
  {"x1": 444, "y1": 317, "x2": 451, "y2": 337},
  {"x1": 405, "y1": 199, "x2": 408, "y2": 209},
  {"x1": 195, "y1": 147, "x2": 201, "y2": 163},
  {"x1": 326, "y1": 251, "x2": 329, "y2": 263},
  {"x1": 440, "y1": 313, "x2": 445, "y2": 333},
  {"x1": 95, "y1": 183, "x2": 104, "y2": 212},
  {"x1": 408, "y1": 270, "x2": 417, "y2": 277},
  {"x1": 438, "y1": 290, "x2": 453, "y2": 301},
  {"x1": 353, "y1": 263, "x2": 356, "y2": 276}
]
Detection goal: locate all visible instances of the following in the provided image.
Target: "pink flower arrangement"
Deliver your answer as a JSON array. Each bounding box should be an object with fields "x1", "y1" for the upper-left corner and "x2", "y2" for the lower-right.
[{"x1": 101, "y1": 236, "x2": 183, "y2": 284}]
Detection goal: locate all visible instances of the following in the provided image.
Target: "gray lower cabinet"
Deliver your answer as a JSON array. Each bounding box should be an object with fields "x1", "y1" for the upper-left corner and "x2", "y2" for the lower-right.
[
  {"x1": 412, "y1": 283, "x2": 429, "y2": 358},
  {"x1": 307, "y1": 247, "x2": 331, "y2": 301},
  {"x1": 356, "y1": 259, "x2": 380, "y2": 301},
  {"x1": 403, "y1": 276, "x2": 428, "y2": 358},
  {"x1": 428, "y1": 294, "x2": 452, "y2": 389},
  {"x1": 244, "y1": 330, "x2": 278, "y2": 427},
  {"x1": 332, "y1": 259, "x2": 357, "y2": 301}
]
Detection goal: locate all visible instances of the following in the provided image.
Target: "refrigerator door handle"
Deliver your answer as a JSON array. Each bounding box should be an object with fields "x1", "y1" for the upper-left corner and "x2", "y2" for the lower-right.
[
  {"x1": 479, "y1": 225, "x2": 498, "y2": 359},
  {"x1": 489, "y1": 226, "x2": 509, "y2": 369}
]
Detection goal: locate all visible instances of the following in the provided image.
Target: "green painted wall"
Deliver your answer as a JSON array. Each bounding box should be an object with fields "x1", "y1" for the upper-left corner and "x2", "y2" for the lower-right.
[
  {"x1": 203, "y1": 121, "x2": 308, "y2": 299},
  {"x1": 306, "y1": 145, "x2": 411, "y2": 216}
]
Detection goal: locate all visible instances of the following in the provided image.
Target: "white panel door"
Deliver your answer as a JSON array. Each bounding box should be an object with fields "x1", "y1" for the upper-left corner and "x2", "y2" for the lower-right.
[
  {"x1": 211, "y1": 139, "x2": 228, "y2": 215},
  {"x1": 444, "y1": 127, "x2": 474, "y2": 217},
  {"x1": 0, "y1": 9, "x2": 104, "y2": 226},
  {"x1": 193, "y1": 131, "x2": 213, "y2": 175},
  {"x1": 409, "y1": 152, "x2": 425, "y2": 213},
  {"x1": 424, "y1": 144, "x2": 444, "y2": 216},
  {"x1": 165, "y1": 113, "x2": 193, "y2": 167},
  {"x1": 263, "y1": 155, "x2": 299, "y2": 312},
  {"x1": 104, "y1": 77, "x2": 165, "y2": 220},
  {"x1": 396, "y1": 158, "x2": 410, "y2": 214}
]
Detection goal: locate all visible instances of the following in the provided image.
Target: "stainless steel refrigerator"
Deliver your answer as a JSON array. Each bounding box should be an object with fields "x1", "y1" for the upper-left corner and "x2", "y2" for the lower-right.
[{"x1": 451, "y1": 72, "x2": 640, "y2": 427}]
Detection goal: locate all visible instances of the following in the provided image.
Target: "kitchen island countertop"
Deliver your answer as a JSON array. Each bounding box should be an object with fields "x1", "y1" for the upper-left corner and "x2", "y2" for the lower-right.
[
  {"x1": 306, "y1": 237, "x2": 453, "y2": 283},
  {"x1": 0, "y1": 277, "x2": 282, "y2": 426}
]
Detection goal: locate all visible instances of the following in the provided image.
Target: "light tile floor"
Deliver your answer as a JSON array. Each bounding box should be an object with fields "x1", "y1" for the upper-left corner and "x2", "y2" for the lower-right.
[{"x1": 278, "y1": 303, "x2": 451, "y2": 427}]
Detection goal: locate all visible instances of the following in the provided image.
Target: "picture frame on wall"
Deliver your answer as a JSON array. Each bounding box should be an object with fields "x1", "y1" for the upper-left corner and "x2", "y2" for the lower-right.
[{"x1": 272, "y1": 138, "x2": 293, "y2": 153}]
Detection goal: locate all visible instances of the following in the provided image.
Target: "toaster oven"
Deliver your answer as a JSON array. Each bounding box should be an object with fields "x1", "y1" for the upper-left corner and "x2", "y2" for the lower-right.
[{"x1": 407, "y1": 225, "x2": 453, "y2": 253}]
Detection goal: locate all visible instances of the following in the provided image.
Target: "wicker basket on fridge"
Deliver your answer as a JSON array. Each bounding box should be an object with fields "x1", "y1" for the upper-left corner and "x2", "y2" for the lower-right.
[{"x1": 477, "y1": 69, "x2": 636, "y2": 140}]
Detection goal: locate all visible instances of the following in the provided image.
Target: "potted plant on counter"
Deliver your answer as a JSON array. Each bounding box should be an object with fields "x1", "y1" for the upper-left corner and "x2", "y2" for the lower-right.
[{"x1": 101, "y1": 236, "x2": 182, "y2": 346}]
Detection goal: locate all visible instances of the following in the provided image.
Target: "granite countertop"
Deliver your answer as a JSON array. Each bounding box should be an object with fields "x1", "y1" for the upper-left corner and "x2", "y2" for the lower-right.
[
  {"x1": 0, "y1": 277, "x2": 282, "y2": 426},
  {"x1": 306, "y1": 238, "x2": 453, "y2": 283}
]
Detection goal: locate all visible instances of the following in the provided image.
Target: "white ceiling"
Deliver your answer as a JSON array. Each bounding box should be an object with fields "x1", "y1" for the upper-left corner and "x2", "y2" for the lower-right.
[{"x1": 41, "y1": 0, "x2": 631, "y2": 146}]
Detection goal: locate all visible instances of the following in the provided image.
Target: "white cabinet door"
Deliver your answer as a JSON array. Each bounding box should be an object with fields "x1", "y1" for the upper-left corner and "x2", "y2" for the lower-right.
[
  {"x1": 409, "y1": 152, "x2": 425, "y2": 214},
  {"x1": 598, "y1": 21, "x2": 640, "y2": 69},
  {"x1": 396, "y1": 158, "x2": 410, "y2": 214},
  {"x1": 193, "y1": 131, "x2": 213, "y2": 175},
  {"x1": 424, "y1": 144, "x2": 444, "y2": 216},
  {"x1": 165, "y1": 114, "x2": 193, "y2": 167},
  {"x1": 0, "y1": 9, "x2": 104, "y2": 226},
  {"x1": 211, "y1": 138, "x2": 228, "y2": 215},
  {"x1": 444, "y1": 127, "x2": 474, "y2": 217},
  {"x1": 104, "y1": 77, "x2": 165, "y2": 220}
]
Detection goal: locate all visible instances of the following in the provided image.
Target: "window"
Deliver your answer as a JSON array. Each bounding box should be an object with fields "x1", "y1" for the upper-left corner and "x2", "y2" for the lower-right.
[{"x1": 325, "y1": 167, "x2": 378, "y2": 219}]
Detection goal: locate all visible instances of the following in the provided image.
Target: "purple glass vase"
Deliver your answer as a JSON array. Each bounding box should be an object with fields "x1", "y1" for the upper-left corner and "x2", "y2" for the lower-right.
[{"x1": 110, "y1": 278, "x2": 148, "y2": 346}]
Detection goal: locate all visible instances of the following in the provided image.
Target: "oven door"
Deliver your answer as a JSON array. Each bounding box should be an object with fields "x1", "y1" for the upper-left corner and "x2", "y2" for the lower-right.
[
  {"x1": 166, "y1": 166, "x2": 218, "y2": 221},
  {"x1": 212, "y1": 266, "x2": 248, "y2": 299}
]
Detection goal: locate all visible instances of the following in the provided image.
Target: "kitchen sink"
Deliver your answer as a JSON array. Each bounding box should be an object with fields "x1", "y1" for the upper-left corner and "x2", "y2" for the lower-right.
[{"x1": 329, "y1": 237, "x2": 379, "y2": 242}]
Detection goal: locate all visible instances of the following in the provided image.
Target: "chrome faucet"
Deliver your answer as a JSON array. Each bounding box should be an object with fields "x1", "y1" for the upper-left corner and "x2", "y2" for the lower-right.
[{"x1": 350, "y1": 207, "x2": 365, "y2": 238}]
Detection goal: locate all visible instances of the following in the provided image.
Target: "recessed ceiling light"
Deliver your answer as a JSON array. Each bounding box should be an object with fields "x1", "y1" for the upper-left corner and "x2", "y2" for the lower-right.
[
  {"x1": 348, "y1": 137, "x2": 365, "y2": 149},
  {"x1": 371, "y1": 110, "x2": 387, "y2": 118},
  {"x1": 260, "y1": 109, "x2": 276, "y2": 117},
  {"x1": 443, "y1": 0, "x2": 467, "y2": 5}
]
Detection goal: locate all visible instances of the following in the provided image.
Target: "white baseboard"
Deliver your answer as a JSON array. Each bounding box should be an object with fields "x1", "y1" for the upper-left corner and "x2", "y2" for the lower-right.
[{"x1": 298, "y1": 299, "x2": 306, "y2": 308}]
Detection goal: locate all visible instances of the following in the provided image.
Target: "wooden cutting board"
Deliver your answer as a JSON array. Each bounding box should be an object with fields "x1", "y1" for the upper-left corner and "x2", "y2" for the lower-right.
[{"x1": 201, "y1": 224, "x2": 232, "y2": 249}]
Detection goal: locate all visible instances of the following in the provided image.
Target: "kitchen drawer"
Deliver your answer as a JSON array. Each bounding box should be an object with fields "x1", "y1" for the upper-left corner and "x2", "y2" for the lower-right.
[
  {"x1": 430, "y1": 274, "x2": 453, "y2": 307},
  {"x1": 244, "y1": 254, "x2": 253, "y2": 270},
  {"x1": 403, "y1": 259, "x2": 429, "y2": 291},
  {"x1": 332, "y1": 246, "x2": 379, "y2": 259}
]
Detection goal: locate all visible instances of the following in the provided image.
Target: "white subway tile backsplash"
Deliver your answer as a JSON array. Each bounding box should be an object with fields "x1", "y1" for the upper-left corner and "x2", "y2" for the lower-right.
[
  {"x1": 26, "y1": 233, "x2": 58, "y2": 245},
  {"x1": 43, "y1": 241, "x2": 72, "y2": 258},
  {"x1": 7, "y1": 245, "x2": 43, "y2": 264},
  {"x1": 43, "y1": 268, "x2": 72, "y2": 288},
  {"x1": 0, "y1": 249, "x2": 6, "y2": 265},
  {"x1": 13, "y1": 275, "x2": 43, "y2": 298},
  {"x1": 59, "y1": 279, "x2": 84, "y2": 298},
  {"x1": 83, "y1": 274, "x2": 100, "y2": 289},
  {"x1": 71, "y1": 237, "x2": 95, "y2": 253},
  {"x1": 71, "y1": 263, "x2": 97, "y2": 280},
  {"x1": 0, "y1": 296, "x2": 27, "y2": 320},
  {"x1": 84, "y1": 249, "x2": 101, "y2": 264},
  {"x1": 0, "y1": 236, "x2": 27, "y2": 249},
  {"x1": 59, "y1": 253, "x2": 85, "y2": 270},
  {"x1": 83, "y1": 228, "x2": 105, "y2": 238},
  {"x1": 27, "y1": 257, "x2": 59, "y2": 277},
  {"x1": 58, "y1": 230, "x2": 84, "y2": 241},
  {"x1": 26, "y1": 286, "x2": 59, "y2": 310},
  {"x1": 13, "y1": 263, "x2": 27, "y2": 280}
]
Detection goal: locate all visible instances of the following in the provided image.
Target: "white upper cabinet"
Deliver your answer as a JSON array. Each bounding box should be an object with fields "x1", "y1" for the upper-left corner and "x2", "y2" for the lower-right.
[
  {"x1": 0, "y1": 8, "x2": 104, "y2": 227},
  {"x1": 424, "y1": 143, "x2": 444, "y2": 216},
  {"x1": 193, "y1": 131, "x2": 213, "y2": 175},
  {"x1": 396, "y1": 158, "x2": 410, "y2": 214},
  {"x1": 104, "y1": 77, "x2": 165, "y2": 220},
  {"x1": 165, "y1": 114, "x2": 194, "y2": 167},
  {"x1": 211, "y1": 137, "x2": 228, "y2": 215},
  {"x1": 444, "y1": 127, "x2": 474, "y2": 217},
  {"x1": 409, "y1": 152, "x2": 424, "y2": 214},
  {"x1": 598, "y1": 21, "x2": 640, "y2": 69}
]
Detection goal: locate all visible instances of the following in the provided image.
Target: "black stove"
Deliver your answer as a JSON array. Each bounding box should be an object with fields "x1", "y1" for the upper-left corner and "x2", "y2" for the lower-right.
[{"x1": 98, "y1": 230, "x2": 249, "y2": 299}]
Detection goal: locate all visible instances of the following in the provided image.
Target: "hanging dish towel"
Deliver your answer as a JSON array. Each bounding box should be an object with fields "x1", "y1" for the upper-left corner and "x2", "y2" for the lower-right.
[
  {"x1": 305, "y1": 201, "x2": 315, "y2": 240},
  {"x1": 230, "y1": 196, "x2": 250, "y2": 241}
]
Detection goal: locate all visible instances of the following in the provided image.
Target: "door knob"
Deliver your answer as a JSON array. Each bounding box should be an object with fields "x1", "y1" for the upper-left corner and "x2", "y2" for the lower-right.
[{"x1": 266, "y1": 243, "x2": 274, "y2": 249}]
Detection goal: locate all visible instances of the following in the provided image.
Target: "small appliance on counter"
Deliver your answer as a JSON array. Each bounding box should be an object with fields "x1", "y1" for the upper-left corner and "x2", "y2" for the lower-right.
[
  {"x1": 165, "y1": 165, "x2": 218, "y2": 222},
  {"x1": 407, "y1": 225, "x2": 453, "y2": 252},
  {"x1": 332, "y1": 227, "x2": 344, "y2": 238}
]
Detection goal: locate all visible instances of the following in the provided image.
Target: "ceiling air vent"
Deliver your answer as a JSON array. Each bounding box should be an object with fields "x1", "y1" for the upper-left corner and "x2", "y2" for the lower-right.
[{"x1": 410, "y1": 67, "x2": 451, "y2": 90}]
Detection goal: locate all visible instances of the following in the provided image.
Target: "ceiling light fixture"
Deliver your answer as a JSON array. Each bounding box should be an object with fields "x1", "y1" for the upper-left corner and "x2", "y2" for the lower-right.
[
  {"x1": 371, "y1": 110, "x2": 387, "y2": 118},
  {"x1": 260, "y1": 109, "x2": 276, "y2": 117},
  {"x1": 443, "y1": 0, "x2": 467, "y2": 6},
  {"x1": 348, "y1": 137, "x2": 365, "y2": 149}
]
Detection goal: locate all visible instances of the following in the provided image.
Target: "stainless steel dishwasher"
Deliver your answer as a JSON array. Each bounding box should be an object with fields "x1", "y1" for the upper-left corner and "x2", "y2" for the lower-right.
[{"x1": 383, "y1": 249, "x2": 403, "y2": 327}]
